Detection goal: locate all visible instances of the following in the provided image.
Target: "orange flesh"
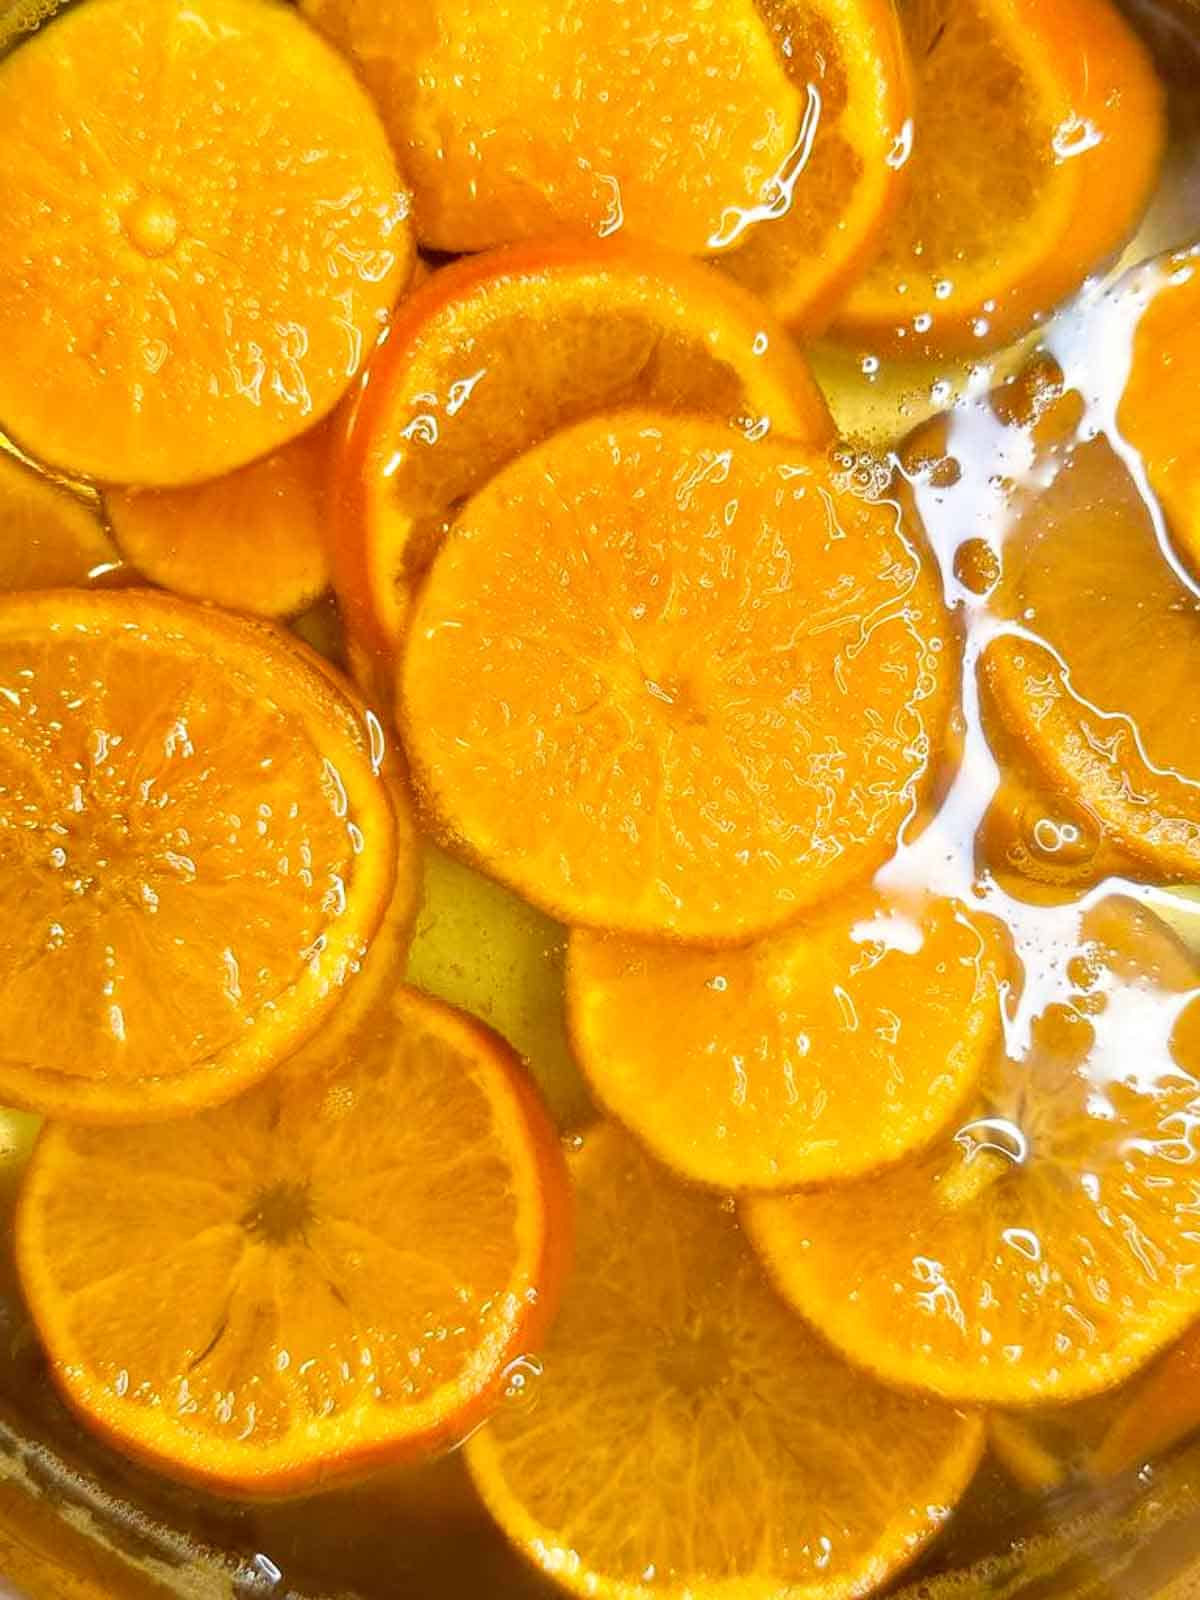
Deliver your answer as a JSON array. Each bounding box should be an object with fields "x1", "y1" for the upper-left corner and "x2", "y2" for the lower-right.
[{"x1": 1, "y1": 0, "x2": 1200, "y2": 1594}]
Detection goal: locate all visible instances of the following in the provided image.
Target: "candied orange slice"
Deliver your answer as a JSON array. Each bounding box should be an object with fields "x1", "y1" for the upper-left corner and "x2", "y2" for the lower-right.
[
  {"x1": 1118, "y1": 245, "x2": 1200, "y2": 581},
  {"x1": 0, "y1": 589, "x2": 405, "y2": 1121},
  {"x1": 833, "y1": 0, "x2": 1164, "y2": 357},
  {"x1": 1090, "y1": 1325, "x2": 1200, "y2": 1478},
  {"x1": 467, "y1": 1121, "x2": 983, "y2": 1599},
  {"x1": 400, "y1": 411, "x2": 953, "y2": 944},
  {"x1": 722, "y1": 0, "x2": 912, "y2": 332},
  {"x1": 567, "y1": 890, "x2": 1007, "y2": 1190},
  {"x1": 17, "y1": 984, "x2": 569, "y2": 1497},
  {"x1": 981, "y1": 433, "x2": 1200, "y2": 881},
  {"x1": 107, "y1": 422, "x2": 332, "y2": 619},
  {"x1": 301, "y1": 0, "x2": 799, "y2": 256},
  {"x1": 332, "y1": 237, "x2": 834, "y2": 671},
  {"x1": 0, "y1": 0, "x2": 412, "y2": 486},
  {"x1": 748, "y1": 898, "x2": 1200, "y2": 1407},
  {"x1": 0, "y1": 451, "x2": 122, "y2": 591}
]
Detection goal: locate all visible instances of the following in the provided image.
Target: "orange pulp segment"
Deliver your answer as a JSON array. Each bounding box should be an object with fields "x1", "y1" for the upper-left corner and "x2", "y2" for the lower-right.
[
  {"x1": 17, "y1": 985, "x2": 569, "y2": 1498},
  {"x1": 467, "y1": 1121, "x2": 984, "y2": 1600},
  {"x1": 332, "y1": 236, "x2": 834, "y2": 671},
  {"x1": 981, "y1": 431, "x2": 1200, "y2": 881},
  {"x1": 722, "y1": 0, "x2": 913, "y2": 332},
  {"x1": 107, "y1": 421, "x2": 332, "y2": 619},
  {"x1": 567, "y1": 890, "x2": 1008, "y2": 1190},
  {"x1": 0, "y1": 0, "x2": 412, "y2": 486},
  {"x1": 832, "y1": 0, "x2": 1164, "y2": 357},
  {"x1": 1090, "y1": 1325, "x2": 1200, "y2": 1478},
  {"x1": 747, "y1": 898, "x2": 1200, "y2": 1407},
  {"x1": 0, "y1": 451, "x2": 122, "y2": 591},
  {"x1": 1118, "y1": 244, "x2": 1200, "y2": 582},
  {"x1": 0, "y1": 588, "x2": 405, "y2": 1121},
  {"x1": 400, "y1": 410, "x2": 953, "y2": 944},
  {"x1": 300, "y1": 0, "x2": 799, "y2": 256}
]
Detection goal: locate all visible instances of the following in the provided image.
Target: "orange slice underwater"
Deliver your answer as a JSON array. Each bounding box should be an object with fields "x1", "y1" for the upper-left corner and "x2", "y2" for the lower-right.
[
  {"x1": 1118, "y1": 243, "x2": 1200, "y2": 583},
  {"x1": 0, "y1": 589, "x2": 407, "y2": 1121},
  {"x1": 567, "y1": 890, "x2": 1009, "y2": 1190},
  {"x1": 467, "y1": 1122, "x2": 984, "y2": 1600},
  {"x1": 722, "y1": 0, "x2": 913, "y2": 333},
  {"x1": 0, "y1": 451, "x2": 122, "y2": 592},
  {"x1": 833, "y1": 0, "x2": 1164, "y2": 357},
  {"x1": 400, "y1": 410, "x2": 953, "y2": 945},
  {"x1": 17, "y1": 984, "x2": 569, "y2": 1497},
  {"x1": 747, "y1": 897, "x2": 1200, "y2": 1408},
  {"x1": 0, "y1": 0, "x2": 413, "y2": 486},
  {"x1": 107, "y1": 420, "x2": 333, "y2": 620},
  {"x1": 300, "y1": 0, "x2": 800, "y2": 256},
  {"x1": 332, "y1": 237, "x2": 834, "y2": 673}
]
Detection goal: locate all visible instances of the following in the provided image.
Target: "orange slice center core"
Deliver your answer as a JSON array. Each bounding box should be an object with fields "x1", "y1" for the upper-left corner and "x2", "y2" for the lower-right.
[
  {"x1": 124, "y1": 194, "x2": 180, "y2": 259},
  {"x1": 242, "y1": 1180, "x2": 315, "y2": 1246}
]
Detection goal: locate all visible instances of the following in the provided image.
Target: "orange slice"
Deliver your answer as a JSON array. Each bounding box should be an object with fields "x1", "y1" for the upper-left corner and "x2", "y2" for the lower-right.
[
  {"x1": 107, "y1": 422, "x2": 332, "y2": 620},
  {"x1": 567, "y1": 890, "x2": 1008, "y2": 1190},
  {"x1": 981, "y1": 432, "x2": 1200, "y2": 881},
  {"x1": 1089, "y1": 1323, "x2": 1200, "y2": 1477},
  {"x1": 0, "y1": 451, "x2": 122, "y2": 591},
  {"x1": 0, "y1": 0, "x2": 412, "y2": 486},
  {"x1": 400, "y1": 410, "x2": 953, "y2": 944},
  {"x1": 300, "y1": 0, "x2": 799, "y2": 256},
  {"x1": 721, "y1": 0, "x2": 913, "y2": 332},
  {"x1": 332, "y1": 237, "x2": 834, "y2": 673},
  {"x1": 407, "y1": 845, "x2": 592, "y2": 1131},
  {"x1": 747, "y1": 897, "x2": 1200, "y2": 1407},
  {"x1": 0, "y1": 588, "x2": 406, "y2": 1121},
  {"x1": 1118, "y1": 244, "x2": 1200, "y2": 581},
  {"x1": 16, "y1": 983, "x2": 570, "y2": 1497},
  {"x1": 832, "y1": 0, "x2": 1164, "y2": 357},
  {"x1": 467, "y1": 1121, "x2": 984, "y2": 1599}
]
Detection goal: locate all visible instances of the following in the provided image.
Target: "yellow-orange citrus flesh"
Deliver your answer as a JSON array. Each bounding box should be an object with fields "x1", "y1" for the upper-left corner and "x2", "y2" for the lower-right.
[
  {"x1": 1090, "y1": 1325, "x2": 1200, "y2": 1479},
  {"x1": 332, "y1": 237, "x2": 834, "y2": 668},
  {"x1": 0, "y1": 589, "x2": 405, "y2": 1121},
  {"x1": 0, "y1": 452, "x2": 121, "y2": 590},
  {"x1": 982, "y1": 433, "x2": 1200, "y2": 881},
  {"x1": 401, "y1": 410, "x2": 953, "y2": 944},
  {"x1": 107, "y1": 422, "x2": 332, "y2": 619},
  {"x1": 833, "y1": 0, "x2": 1164, "y2": 357},
  {"x1": 300, "y1": 0, "x2": 799, "y2": 256},
  {"x1": 17, "y1": 985, "x2": 570, "y2": 1497},
  {"x1": 567, "y1": 890, "x2": 1008, "y2": 1190},
  {"x1": 1118, "y1": 244, "x2": 1200, "y2": 582},
  {"x1": 722, "y1": 0, "x2": 912, "y2": 332},
  {"x1": 467, "y1": 1122, "x2": 984, "y2": 1600},
  {"x1": 747, "y1": 898, "x2": 1200, "y2": 1408},
  {"x1": 0, "y1": 0, "x2": 412, "y2": 486}
]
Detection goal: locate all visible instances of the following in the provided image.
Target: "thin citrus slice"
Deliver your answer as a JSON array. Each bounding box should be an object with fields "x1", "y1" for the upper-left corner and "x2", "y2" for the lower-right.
[
  {"x1": 747, "y1": 897, "x2": 1200, "y2": 1407},
  {"x1": 1117, "y1": 243, "x2": 1200, "y2": 581},
  {"x1": 567, "y1": 889, "x2": 1008, "y2": 1190},
  {"x1": 721, "y1": 0, "x2": 912, "y2": 332},
  {"x1": 467, "y1": 1121, "x2": 984, "y2": 1599},
  {"x1": 0, "y1": 0, "x2": 412, "y2": 486},
  {"x1": 300, "y1": 0, "x2": 800, "y2": 256},
  {"x1": 400, "y1": 410, "x2": 953, "y2": 944},
  {"x1": 981, "y1": 431, "x2": 1200, "y2": 881},
  {"x1": 1090, "y1": 1325, "x2": 1200, "y2": 1478},
  {"x1": 0, "y1": 588, "x2": 405, "y2": 1121},
  {"x1": 16, "y1": 983, "x2": 570, "y2": 1498},
  {"x1": 332, "y1": 237, "x2": 834, "y2": 671},
  {"x1": 0, "y1": 451, "x2": 122, "y2": 591},
  {"x1": 107, "y1": 422, "x2": 332, "y2": 619},
  {"x1": 408, "y1": 845, "x2": 592, "y2": 1132},
  {"x1": 832, "y1": 0, "x2": 1164, "y2": 357}
]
